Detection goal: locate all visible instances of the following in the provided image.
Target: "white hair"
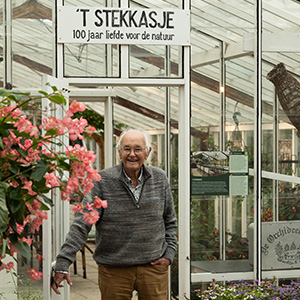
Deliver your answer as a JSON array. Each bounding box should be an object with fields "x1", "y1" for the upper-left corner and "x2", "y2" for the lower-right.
[{"x1": 116, "y1": 129, "x2": 152, "y2": 154}]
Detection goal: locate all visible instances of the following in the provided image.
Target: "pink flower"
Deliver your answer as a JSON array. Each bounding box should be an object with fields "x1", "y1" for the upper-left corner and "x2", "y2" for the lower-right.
[
  {"x1": 3, "y1": 131, "x2": 22, "y2": 148},
  {"x1": 72, "y1": 203, "x2": 84, "y2": 214},
  {"x1": 64, "y1": 117, "x2": 88, "y2": 141},
  {"x1": 8, "y1": 180, "x2": 19, "y2": 188},
  {"x1": 6, "y1": 262, "x2": 14, "y2": 271},
  {"x1": 44, "y1": 173, "x2": 59, "y2": 188},
  {"x1": 28, "y1": 268, "x2": 43, "y2": 281},
  {"x1": 10, "y1": 107, "x2": 22, "y2": 119},
  {"x1": 16, "y1": 223, "x2": 24, "y2": 234},
  {"x1": 93, "y1": 197, "x2": 107, "y2": 209},
  {"x1": 0, "y1": 261, "x2": 14, "y2": 272},
  {"x1": 14, "y1": 115, "x2": 34, "y2": 134},
  {"x1": 40, "y1": 116, "x2": 65, "y2": 136},
  {"x1": 0, "y1": 104, "x2": 21, "y2": 119},
  {"x1": 21, "y1": 179, "x2": 36, "y2": 196},
  {"x1": 31, "y1": 199, "x2": 42, "y2": 211},
  {"x1": 22, "y1": 237, "x2": 33, "y2": 246},
  {"x1": 85, "y1": 125, "x2": 96, "y2": 136},
  {"x1": 36, "y1": 254, "x2": 45, "y2": 262},
  {"x1": 68, "y1": 100, "x2": 86, "y2": 114},
  {"x1": 30, "y1": 125, "x2": 39, "y2": 138},
  {"x1": 83, "y1": 209, "x2": 99, "y2": 225}
]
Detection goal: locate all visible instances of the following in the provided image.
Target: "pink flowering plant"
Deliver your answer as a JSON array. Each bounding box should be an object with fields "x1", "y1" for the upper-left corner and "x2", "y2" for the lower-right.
[{"x1": 0, "y1": 86, "x2": 106, "y2": 281}]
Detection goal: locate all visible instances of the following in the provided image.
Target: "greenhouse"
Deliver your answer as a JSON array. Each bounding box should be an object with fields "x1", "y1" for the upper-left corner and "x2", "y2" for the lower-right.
[{"x1": 1, "y1": 0, "x2": 300, "y2": 299}]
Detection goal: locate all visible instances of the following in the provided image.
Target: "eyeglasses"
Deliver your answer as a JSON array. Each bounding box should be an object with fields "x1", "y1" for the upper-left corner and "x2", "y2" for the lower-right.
[{"x1": 120, "y1": 146, "x2": 146, "y2": 154}]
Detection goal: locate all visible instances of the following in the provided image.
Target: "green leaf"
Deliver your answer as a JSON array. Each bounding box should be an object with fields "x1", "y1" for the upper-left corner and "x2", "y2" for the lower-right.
[
  {"x1": 78, "y1": 185, "x2": 84, "y2": 194},
  {"x1": 39, "y1": 193, "x2": 54, "y2": 207},
  {"x1": 17, "y1": 148, "x2": 28, "y2": 157},
  {"x1": 1, "y1": 239, "x2": 7, "y2": 258},
  {"x1": 0, "y1": 182, "x2": 10, "y2": 190},
  {"x1": 45, "y1": 128, "x2": 58, "y2": 136},
  {"x1": 7, "y1": 93, "x2": 22, "y2": 102},
  {"x1": 15, "y1": 240, "x2": 31, "y2": 259},
  {"x1": 57, "y1": 160, "x2": 71, "y2": 170},
  {"x1": 12, "y1": 202, "x2": 26, "y2": 225},
  {"x1": 48, "y1": 95, "x2": 66, "y2": 105},
  {"x1": 10, "y1": 187, "x2": 23, "y2": 200},
  {"x1": 10, "y1": 163, "x2": 19, "y2": 175},
  {"x1": 9, "y1": 219, "x2": 18, "y2": 234},
  {"x1": 40, "y1": 202, "x2": 50, "y2": 211},
  {"x1": 34, "y1": 177, "x2": 47, "y2": 190},
  {"x1": 9, "y1": 199, "x2": 22, "y2": 214},
  {"x1": 0, "y1": 123, "x2": 14, "y2": 130},
  {"x1": 0, "y1": 183, "x2": 9, "y2": 232},
  {"x1": 46, "y1": 83, "x2": 58, "y2": 92},
  {"x1": 0, "y1": 89, "x2": 8, "y2": 96},
  {"x1": 38, "y1": 90, "x2": 48, "y2": 96},
  {"x1": 86, "y1": 193, "x2": 93, "y2": 203},
  {"x1": 31, "y1": 160, "x2": 48, "y2": 181}
]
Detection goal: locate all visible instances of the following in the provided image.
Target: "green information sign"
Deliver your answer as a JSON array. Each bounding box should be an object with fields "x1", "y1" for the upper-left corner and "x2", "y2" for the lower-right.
[
  {"x1": 191, "y1": 151, "x2": 248, "y2": 196},
  {"x1": 191, "y1": 173, "x2": 229, "y2": 195}
]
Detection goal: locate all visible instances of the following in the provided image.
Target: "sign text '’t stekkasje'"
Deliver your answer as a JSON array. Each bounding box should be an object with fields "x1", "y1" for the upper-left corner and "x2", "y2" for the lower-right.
[
  {"x1": 78, "y1": 9, "x2": 175, "y2": 29},
  {"x1": 57, "y1": 7, "x2": 190, "y2": 45}
]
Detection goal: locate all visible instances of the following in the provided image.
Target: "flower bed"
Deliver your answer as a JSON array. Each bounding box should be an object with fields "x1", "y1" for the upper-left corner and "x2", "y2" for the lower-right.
[{"x1": 185, "y1": 279, "x2": 300, "y2": 299}]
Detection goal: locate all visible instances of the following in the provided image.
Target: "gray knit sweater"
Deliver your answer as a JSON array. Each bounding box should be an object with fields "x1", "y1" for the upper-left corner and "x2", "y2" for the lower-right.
[{"x1": 55, "y1": 163, "x2": 177, "y2": 271}]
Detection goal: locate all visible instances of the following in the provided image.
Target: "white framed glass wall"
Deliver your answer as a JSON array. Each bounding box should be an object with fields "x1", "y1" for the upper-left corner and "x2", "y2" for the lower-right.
[
  {"x1": 190, "y1": 0, "x2": 300, "y2": 299},
  {"x1": 2, "y1": 0, "x2": 300, "y2": 299},
  {"x1": 1, "y1": 0, "x2": 191, "y2": 299}
]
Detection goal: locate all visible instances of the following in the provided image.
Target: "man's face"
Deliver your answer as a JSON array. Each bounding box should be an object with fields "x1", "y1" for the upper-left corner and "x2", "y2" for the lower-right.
[{"x1": 119, "y1": 130, "x2": 151, "y2": 176}]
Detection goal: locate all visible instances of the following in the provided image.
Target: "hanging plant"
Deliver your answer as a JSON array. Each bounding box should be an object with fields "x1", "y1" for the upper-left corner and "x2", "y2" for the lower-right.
[{"x1": 0, "y1": 85, "x2": 107, "y2": 280}]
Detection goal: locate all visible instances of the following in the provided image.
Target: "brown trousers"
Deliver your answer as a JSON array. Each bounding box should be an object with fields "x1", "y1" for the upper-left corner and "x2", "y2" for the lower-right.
[{"x1": 98, "y1": 264, "x2": 169, "y2": 300}]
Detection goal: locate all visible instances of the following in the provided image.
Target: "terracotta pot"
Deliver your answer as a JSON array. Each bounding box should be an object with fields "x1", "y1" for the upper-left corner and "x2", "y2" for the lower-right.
[{"x1": 267, "y1": 62, "x2": 300, "y2": 137}]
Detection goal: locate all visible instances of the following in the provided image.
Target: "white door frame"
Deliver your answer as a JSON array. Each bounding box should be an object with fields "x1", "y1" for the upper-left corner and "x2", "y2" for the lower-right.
[{"x1": 54, "y1": 0, "x2": 191, "y2": 298}]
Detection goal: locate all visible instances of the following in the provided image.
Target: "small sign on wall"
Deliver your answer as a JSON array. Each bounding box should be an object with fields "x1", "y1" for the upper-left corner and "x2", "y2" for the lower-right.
[
  {"x1": 191, "y1": 151, "x2": 248, "y2": 196},
  {"x1": 262, "y1": 221, "x2": 300, "y2": 270},
  {"x1": 229, "y1": 151, "x2": 248, "y2": 196},
  {"x1": 57, "y1": 6, "x2": 190, "y2": 45}
]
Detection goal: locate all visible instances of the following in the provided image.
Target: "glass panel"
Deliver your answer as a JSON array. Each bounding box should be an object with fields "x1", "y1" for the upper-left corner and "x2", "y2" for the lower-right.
[
  {"x1": 130, "y1": 0, "x2": 180, "y2": 9},
  {"x1": 261, "y1": 0, "x2": 300, "y2": 284},
  {"x1": 113, "y1": 86, "x2": 166, "y2": 164},
  {"x1": 190, "y1": 0, "x2": 255, "y2": 294},
  {"x1": 224, "y1": 56, "x2": 254, "y2": 277},
  {"x1": 128, "y1": 0, "x2": 182, "y2": 78},
  {"x1": 129, "y1": 45, "x2": 182, "y2": 78},
  {"x1": 64, "y1": 0, "x2": 119, "y2": 6},
  {"x1": 17, "y1": 240, "x2": 43, "y2": 299},
  {"x1": 11, "y1": 0, "x2": 53, "y2": 88},
  {"x1": 62, "y1": 0, "x2": 120, "y2": 77},
  {"x1": 64, "y1": 44, "x2": 120, "y2": 77},
  {"x1": 64, "y1": 0, "x2": 104, "y2": 5}
]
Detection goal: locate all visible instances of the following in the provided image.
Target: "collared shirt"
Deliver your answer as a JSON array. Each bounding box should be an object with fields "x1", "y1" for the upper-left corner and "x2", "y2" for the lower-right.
[{"x1": 123, "y1": 168, "x2": 144, "y2": 203}]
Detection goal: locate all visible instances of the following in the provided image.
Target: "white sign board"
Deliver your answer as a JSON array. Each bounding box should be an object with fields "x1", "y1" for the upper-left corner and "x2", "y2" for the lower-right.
[
  {"x1": 262, "y1": 221, "x2": 300, "y2": 270},
  {"x1": 57, "y1": 6, "x2": 190, "y2": 45}
]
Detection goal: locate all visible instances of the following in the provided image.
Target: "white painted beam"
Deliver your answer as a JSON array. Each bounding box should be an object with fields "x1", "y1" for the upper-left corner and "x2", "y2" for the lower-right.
[{"x1": 192, "y1": 31, "x2": 300, "y2": 69}]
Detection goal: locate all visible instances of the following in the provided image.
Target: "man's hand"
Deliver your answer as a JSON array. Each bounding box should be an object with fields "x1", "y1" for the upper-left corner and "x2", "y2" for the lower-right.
[
  {"x1": 150, "y1": 258, "x2": 171, "y2": 267},
  {"x1": 51, "y1": 272, "x2": 72, "y2": 295}
]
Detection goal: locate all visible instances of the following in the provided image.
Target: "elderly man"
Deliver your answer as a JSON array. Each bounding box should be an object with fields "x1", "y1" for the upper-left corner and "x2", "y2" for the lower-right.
[{"x1": 51, "y1": 129, "x2": 178, "y2": 300}]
